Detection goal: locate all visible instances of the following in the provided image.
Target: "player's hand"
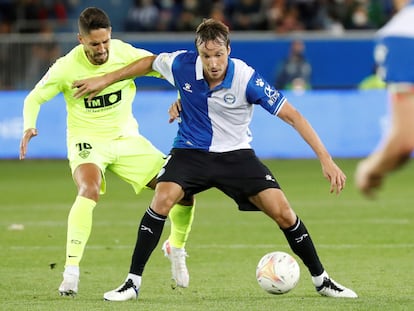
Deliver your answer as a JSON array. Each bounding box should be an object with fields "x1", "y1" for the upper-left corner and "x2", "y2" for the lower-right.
[
  {"x1": 72, "y1": 75, "x2": 109, "y2": 101},
  {"x1": 168, "y1": 99, "x2": 182, "y2": 123},
  {"x1": 321, "y1": 159, "x2": 346, "y2": 195},
  {"x1": 19, "y1": 128, "x2": 38, "y2": 160},
  {"x1": 354, "y1": 158, "x2": 382, "y2": 199}
]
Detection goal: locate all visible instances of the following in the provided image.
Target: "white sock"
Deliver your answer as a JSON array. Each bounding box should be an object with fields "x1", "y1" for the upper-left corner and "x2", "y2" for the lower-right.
[
  {"x1": 126, "y1": 273, "x2": 141, "y2": 288},
  {"x1": 64, "y1": 265, "x2": 79, "y2": 276},
  {"x1": 312, "y1": 270, "x2": 328, "y2": 287}
]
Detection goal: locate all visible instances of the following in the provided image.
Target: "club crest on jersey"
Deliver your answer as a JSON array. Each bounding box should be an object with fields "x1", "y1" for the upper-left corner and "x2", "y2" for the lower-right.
[
  {"x1": 224, "y1": 93, "x2": 236, "y2": 104},
  {"x1": 78, "y1": 150, "x2": 90, "y2": 159}
]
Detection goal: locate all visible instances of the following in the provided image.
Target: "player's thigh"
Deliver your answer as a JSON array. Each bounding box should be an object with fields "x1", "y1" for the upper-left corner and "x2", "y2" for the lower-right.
[
  {"x1": 109, "y1": 136, "x2": 166, "y2": 194},
  {"x1": 249, "y1": 188, "x2": 296, "y2": 228},
  {"x1": 68, "y1": 138, "x2": 110, "y2": 193},
  {"x1": 214, "y1": 150, "x2": 280, "y2": 211}
]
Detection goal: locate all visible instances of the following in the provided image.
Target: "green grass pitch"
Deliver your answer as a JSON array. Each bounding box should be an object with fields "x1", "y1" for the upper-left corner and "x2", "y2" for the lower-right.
[{"x1": 1, "y1": 158, "x2": 413, "y2": 311}]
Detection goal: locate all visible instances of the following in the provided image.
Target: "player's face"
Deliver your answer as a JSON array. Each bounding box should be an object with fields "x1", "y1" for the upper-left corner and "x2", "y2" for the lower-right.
[
  {"x1": 78, "y1": 28, "x2": 111, "y2": 65},
  {"x1": 197, "y1": 40, "x2": 230, "y2": 86}
]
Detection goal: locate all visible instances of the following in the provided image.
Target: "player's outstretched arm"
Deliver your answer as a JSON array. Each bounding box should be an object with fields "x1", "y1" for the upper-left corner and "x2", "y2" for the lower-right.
[
  {"x1": 72, "y1": 55, "x2": 157, "y2": 101},
  {"x1": 19, "y1": 128, "x2": 38, "y2": 160},
  {"x1": 277, "y1": 101, "x2": 346, "y2": 195}
]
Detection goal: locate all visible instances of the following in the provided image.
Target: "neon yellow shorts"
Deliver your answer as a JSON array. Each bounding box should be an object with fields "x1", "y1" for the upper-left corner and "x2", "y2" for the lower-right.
[{"x1": 67, "y1": 135, "x2": 165, "y2": 194}]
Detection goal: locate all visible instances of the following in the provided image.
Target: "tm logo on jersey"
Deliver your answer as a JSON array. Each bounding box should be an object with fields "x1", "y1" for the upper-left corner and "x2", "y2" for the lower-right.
[{"x1": 84, "y1": 90, "x2": 122, "y2": 109}]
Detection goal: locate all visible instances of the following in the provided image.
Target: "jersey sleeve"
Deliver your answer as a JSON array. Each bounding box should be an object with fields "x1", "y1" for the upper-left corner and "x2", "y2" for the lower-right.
[
  {"x1": 246, "y1": 71, "x2": 287, "y2": 115},
  {"x1": 129, "y1": 46, "x2": 161, "y2": 78},
  {"x1": 152, "y1": 50, "x2": 187, "y2": 85},
  {"x1": 23, "y1": 58, "x2": 65, "y2": 130},
  {"x1": 23, "y1": 91, "x2": 43, "y2": 130},
  {"x1": 116, "y1": 41, "x2": 159, "y2": 79}
]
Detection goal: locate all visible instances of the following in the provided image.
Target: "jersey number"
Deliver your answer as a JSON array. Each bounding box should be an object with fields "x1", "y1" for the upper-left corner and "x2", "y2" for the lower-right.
[{"x1": 76, "y1": 143, "x2": 92, "y2": 151}]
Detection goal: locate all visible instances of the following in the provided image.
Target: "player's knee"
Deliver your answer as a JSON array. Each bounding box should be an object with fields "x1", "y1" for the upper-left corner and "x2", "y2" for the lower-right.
[
  {"x1": 269, "y1": 203, "x2": 296, "y2": 229},
  {"x1": 151, "y1": 194, "x2": 178, "y2": 216},
  {"x1": 177, "y1": 194, "x2": 194, "y2": 206},
  {"x1": 77, "y1": 181, "x2": 101, "y2": 202}
]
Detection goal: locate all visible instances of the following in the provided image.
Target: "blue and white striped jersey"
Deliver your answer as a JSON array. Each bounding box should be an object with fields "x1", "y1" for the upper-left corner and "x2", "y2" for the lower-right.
[
  {"x1": 375, "y1": 1, "x2": 414, "y2": 83},
  {"x1": 153, "y1": 51, "x2": 287, "y2": 152}
]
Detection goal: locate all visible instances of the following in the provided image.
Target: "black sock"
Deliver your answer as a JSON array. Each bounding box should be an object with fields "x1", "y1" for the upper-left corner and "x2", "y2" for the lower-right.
[
  {"x1": 282, "y1": 217, "x2": 324, "y2": 276},
  {"x1": 129, "y1": 207, "x2": 166, "y2": 275}
]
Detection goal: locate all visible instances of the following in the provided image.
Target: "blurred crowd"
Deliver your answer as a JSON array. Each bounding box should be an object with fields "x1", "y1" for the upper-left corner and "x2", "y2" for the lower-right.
[
  {"x1": 0, "y1": 0, "x2": 400, "y2": 34},
  {"x1": 0, "y1": 0, "x2": 402, "y2": 90},
  {"x1": 123, "y1": 0, "x2": 397, "y2": 34},
  {"x1": 0, "y1": 0, "x2": 72, "y2": 33}
]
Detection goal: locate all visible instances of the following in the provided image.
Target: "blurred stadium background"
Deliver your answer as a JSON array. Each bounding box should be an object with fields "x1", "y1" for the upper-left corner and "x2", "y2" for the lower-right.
[
  {"x1": 2, "y1": 3, "x2": 414, "y2": 310},
  {"x1": 0, "y1": 0, "x2": 399, "y2": 159}
]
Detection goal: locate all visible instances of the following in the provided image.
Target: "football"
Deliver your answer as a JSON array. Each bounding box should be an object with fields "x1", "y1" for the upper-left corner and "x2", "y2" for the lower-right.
[{"x1": 256, "y1": 251, "x2": 300, "y2": 294}]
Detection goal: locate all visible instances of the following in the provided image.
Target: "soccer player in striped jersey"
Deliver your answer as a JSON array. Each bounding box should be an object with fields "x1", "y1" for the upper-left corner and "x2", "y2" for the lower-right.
[
  {"x1": 74, "y1": 18, "x2": 358, "y2": 300},
  {"x1": 19, "y1": 7, "x2": 195, "y2": 297}
]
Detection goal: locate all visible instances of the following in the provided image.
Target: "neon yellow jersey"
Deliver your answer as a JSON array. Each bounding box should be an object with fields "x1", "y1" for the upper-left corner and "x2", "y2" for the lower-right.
[{"x1": 24, "y1": 39, "x2": 160, "y2": 139}]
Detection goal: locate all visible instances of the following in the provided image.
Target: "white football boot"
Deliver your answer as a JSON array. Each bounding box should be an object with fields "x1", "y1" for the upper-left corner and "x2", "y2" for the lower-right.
[
  {"x1": 103, "y1": 279, "x2": 138, "y2": 301},
  {"x1": 162, "y1": 240, "x2": 189, "y2": 288},
  {"x1": 58, "y1": 271, "x2": 79, "y2": 297},
  {"x1": 316, "y1": 275, "x2": 358, "y2": 298}
]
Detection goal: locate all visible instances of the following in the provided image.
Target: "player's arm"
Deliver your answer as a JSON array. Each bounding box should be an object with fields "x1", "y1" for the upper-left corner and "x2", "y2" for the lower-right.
[
  {"x1": 277, "y1": 101, "x2": 346, "y2": 195},
  {"x1": 19, "y1": 92, "x2": 43, "y2": 160},
  {"x1": 73, "y1": 55, "x2": 157, "y2": 101},
  {"x1": 19, "y1": 59, "x2": 63, "y2": 160}
]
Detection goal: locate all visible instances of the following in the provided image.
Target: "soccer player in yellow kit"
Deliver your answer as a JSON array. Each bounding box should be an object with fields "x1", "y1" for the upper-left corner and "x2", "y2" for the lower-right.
[{"x1": 19, "y1": 7, "x2": 194, "y2": 297}]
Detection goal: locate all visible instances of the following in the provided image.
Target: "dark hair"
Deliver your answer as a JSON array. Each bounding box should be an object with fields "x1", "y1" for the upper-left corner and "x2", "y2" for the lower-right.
[
  {"x1": 195, "y1": 18, "x2": 230, "y2": 49},
  {"x1": 78, "y1": 7, "x2": 111, "y2": 35}
]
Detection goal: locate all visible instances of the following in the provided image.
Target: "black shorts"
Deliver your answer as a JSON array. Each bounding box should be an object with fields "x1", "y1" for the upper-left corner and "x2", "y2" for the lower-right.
[{"x1": 157, "y1": 148, "x2": 281, "y2": 211}]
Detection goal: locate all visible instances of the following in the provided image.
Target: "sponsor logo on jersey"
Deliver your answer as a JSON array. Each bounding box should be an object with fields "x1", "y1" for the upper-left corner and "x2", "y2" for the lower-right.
[
  {"x1": 256, "y1": 78, "x2": 280, "y2": 106},
  {"x1": 264, "y1": 85, "x2": 279, "y2": 106},
  {"x1": 84, "y1": 90, "x2": 122, "y2": 109}
]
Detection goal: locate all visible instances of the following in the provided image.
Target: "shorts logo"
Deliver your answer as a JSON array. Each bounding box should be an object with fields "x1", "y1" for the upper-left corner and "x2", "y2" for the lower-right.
[
  {"x1": 76, "y1": 142, "x2": 92, "y2": 159},
  {"x1": 84, "y1": 90, "x2": 122, "y2": 109},
  {"x1": 79, "y1": 150, "x2": 90, "y2": 159}
]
